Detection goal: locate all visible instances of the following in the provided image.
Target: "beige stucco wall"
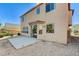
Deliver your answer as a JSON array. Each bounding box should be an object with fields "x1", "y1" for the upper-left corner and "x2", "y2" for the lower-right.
[
  {"x1": 68, "y1": 11, "x2": 72, "y2": 26},
  {"x1": 21, "y1": 3, "x2": 72, "y2": 44}
]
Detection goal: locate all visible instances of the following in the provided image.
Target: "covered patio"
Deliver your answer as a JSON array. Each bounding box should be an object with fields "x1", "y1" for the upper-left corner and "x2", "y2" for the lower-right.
[{"x1": 29, "y1": 20, "x2": 45, "y2": 38}]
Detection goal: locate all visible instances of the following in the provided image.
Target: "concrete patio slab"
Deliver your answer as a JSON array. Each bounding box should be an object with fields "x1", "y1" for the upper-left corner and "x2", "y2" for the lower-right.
[{"x1": 8, "y1": 36, "x2": 38, "y2": 49}]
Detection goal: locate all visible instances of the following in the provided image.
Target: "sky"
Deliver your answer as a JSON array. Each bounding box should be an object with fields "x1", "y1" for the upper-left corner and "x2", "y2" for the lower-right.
[
  {"x1": 0, "y1": 3, "x2": 79, "y2": 25},
  {"x1": 71, "y1": 3, "x2": 79, "y2": 25},
  {"x1": 0, "y1": 3, "x2": 36, "y2": 25}
]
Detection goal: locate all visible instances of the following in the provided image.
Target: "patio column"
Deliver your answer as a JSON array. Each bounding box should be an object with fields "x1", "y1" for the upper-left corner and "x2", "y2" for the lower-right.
[{"x1": 28, "y1": 24, "x2": 31, "y2": 37}]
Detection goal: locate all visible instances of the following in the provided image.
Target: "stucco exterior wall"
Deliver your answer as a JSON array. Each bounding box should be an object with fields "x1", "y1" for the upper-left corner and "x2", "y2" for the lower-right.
[
  {"x1": 21, "y1": 3, "x2": 72, "y2": 44},
  {"x1": 68, "y1": 11, "x2": 72, "y2": 26}
]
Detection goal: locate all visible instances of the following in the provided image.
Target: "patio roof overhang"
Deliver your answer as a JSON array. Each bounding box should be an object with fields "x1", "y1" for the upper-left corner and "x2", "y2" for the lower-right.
[{"x1": 29, "y1": 20, "x2": 45, "y2": 25}]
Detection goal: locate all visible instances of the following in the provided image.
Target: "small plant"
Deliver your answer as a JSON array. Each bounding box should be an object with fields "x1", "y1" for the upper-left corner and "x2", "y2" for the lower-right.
[
  {"x1": 9, "y1": 33, "x2": 14, "y2": 36},
  {"x1": 32, "y1": 25, "x2": 37, "y2": 33},
  {"x1": 74, "y1": 30, "x2": 79, "y2": 35},
  {"x1": 0, "y1": 34, "x2": 3, "y2": 38},
  {"x1": 17, "y1": 33, "x2": 21, "y2": 36},
  {"x1": 0, "y1": 29, "x2": 14, "y2": 38}
]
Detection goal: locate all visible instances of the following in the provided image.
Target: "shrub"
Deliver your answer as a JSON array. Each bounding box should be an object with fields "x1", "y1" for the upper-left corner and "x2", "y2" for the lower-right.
[
  {"x1": 0, "y1": 34, "x2": 3, "y2": 38},
  {"x1": 17, "y1": 33, "x2": 21, "y2": 36},
  {"x1": 9, "y1": 33, "x2": 14, "y2": 36},
  {"x1": 0, "y1": 33, "x2": 4, "y2": 38},
  {"x1": 0, "y1": 30, "x2": 13, "y2": 38},
  {"x1": 74, "y1": 30, "x2": 79, "y2": 35}
]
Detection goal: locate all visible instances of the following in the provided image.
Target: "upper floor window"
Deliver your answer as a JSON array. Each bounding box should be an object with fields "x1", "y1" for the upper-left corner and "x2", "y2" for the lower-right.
[
  {"x1": 36, "y1": 8, "x2": 40, "y2": 14},
  {"x1": 46, "y1": 3, "x2": 54, "y2": 12}
]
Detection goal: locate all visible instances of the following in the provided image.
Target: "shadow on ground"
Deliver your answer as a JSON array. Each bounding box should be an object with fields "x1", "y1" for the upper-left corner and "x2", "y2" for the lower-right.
[{"x1": 69, "y1": 36, "x2": 79, "y2": 43}]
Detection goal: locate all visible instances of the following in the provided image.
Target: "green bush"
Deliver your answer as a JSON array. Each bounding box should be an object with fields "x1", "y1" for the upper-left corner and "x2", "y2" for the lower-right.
[
  {"x1": 4, "y1": 33, "x2": 10, "y2": 36},
  {"x1": 17, "y1": 33, "x2": 21, "y2": 36},
  {"x1": 0, "y1": 35, "x2": 3, "y2": 38},
  {"x1": 0, "y1": 30, "x2": 14, "y2": 38},
  {"x1": 74, "y1": 32, "x2": 79, "y2": 35},
  {"x1": 32, "y1": 25, "x2": 37, "y2": 33},
  {"x1": 0, "y1": 33, "x2": 4, "y2": 38},
  {"x1": 0, "y1": 27, "x2": 16, "y2": 38},
  {"x1": 9, "y1": 34, "x2": 14, "y2": 36}
]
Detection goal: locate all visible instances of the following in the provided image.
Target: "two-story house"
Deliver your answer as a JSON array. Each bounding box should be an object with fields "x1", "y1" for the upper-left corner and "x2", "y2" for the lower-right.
[{"x1": 20, "y1": 3, "x2": 74, "y2": 44}]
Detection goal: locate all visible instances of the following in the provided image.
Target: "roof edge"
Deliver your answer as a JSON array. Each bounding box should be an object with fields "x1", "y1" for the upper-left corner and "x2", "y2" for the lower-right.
[
  {"x1": 20, "y1": 3, "x2": 74, "y2": 17},
  {"x1": 20, "y1": 3, "x2": 43, "y2": 17},
  {"x1": 68, "y1": 3, "x2": 74, "y2": 16}
]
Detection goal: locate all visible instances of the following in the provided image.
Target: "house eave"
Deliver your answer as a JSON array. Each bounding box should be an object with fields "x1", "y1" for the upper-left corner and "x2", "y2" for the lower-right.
[
  {"x1": 68, "y1": 3, "x2": 74, "y2": 16},
  {"x1": 20, "y1": 3, "x2": 43, "y2": 18}
]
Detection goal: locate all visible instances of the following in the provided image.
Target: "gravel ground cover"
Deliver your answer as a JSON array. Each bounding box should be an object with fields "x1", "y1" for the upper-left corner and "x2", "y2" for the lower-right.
[{"x1": 0, "y1": 38, "x2": 79, "y2": 56}]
